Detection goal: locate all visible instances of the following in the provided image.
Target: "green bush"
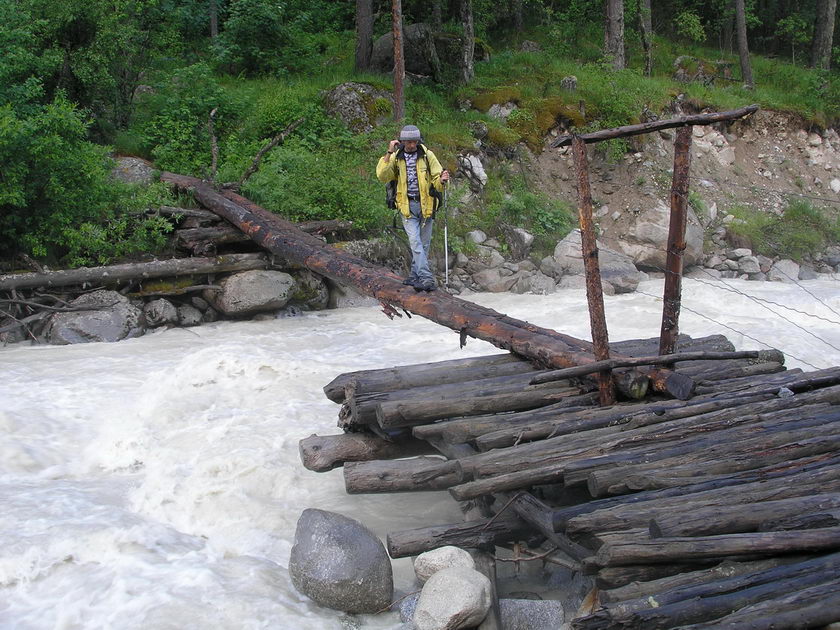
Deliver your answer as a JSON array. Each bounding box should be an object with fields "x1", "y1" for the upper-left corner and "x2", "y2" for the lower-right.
[
  {"x1": 0, "y1": 96, "x2": 173, "y2": 263},
  {"x1": 726, "y1": 200, "x2": 840, "y2": 261}
]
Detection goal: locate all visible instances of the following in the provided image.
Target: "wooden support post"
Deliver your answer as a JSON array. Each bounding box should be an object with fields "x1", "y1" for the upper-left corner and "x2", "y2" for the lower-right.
[
  {"x1": 659, "y1": 126, "x2": 693, "y2": 355},
  {"x1": 572, "y1": 136, "x2": 615, "y2": 406},
  {"x1": 391, "y1": 0, "x2": 405, "y2": 121}
]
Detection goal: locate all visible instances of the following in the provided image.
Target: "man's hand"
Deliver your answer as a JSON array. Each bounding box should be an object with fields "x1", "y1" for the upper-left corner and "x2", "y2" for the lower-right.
[
  {"x1": 441, "y1": 170, "x2": 450, "y2": 184},
  {"x1": 388, "y1": 139, "x2": 401, "y2": 153}
]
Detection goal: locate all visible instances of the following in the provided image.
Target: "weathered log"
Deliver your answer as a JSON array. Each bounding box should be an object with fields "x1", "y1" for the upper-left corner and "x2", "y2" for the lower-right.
[
  {"x1": 649, "y1": 492, "x2": 840, "y2": 538},
  {"x1": 162, "y1": 172, "x2": 691, "y2": 398},
  {"x1": 566, "y1": 461, "x2": 840, "y2": 538},
  {"x1": 0, "y1": 253, "x2": 269, "y2": 291},
  {"x1": 343, "y1": 369, "x2": 573, "y2": 428},
  {"x1": 450, "y1": 404, "x2": 836, "y2": 501},
  {"x1": 386, "y1": 513, "x2": 532, "y2": 558},
  {"x1": 613, "y1": 434, "x2": 840, "y2": 494},
  {"x1": 760, "y1": 510, "x2": 840, "y2": 532},
  {"x1": 576, "y1": 556, "x2": 840, "y2": 629},
  {"x1": 599, "y1": 556, "x2": 807, "y2": 604},
  {"x1": 298, "y1": 432, "x2": 435, "y2": 472},
  {"x1": 473, "y1": 390, "x2": 777, "y2": 451},
  {"x1": 176, "y1": 226, "x2": 251, "y2": 251},
  {"x1": 659, "y1": 125, "x2": 692, "y2": 355},
  {"x1": 529, "y1": 350, "x2": 780, "y2": 385},
  {"x1": 677, "y1": 577, "x2": 840, "y2": 630},
  {"x1": 412, "y1": 396, "x2": 599, "y2": 445},
  {"x1": 460, "y1": 397, "x2": 840, "y2": 492},
  {"x1": 343, "y1": 456, "x2": 465, "y2": 493},
  {"x1": 572, "y1": 135, "x2": 615, "y2": 405},
  {"x1": 323, "y1": 353, "x2": 532, "y2": 403},
  {"x1": 565, "y1": 407, "x2": 840, "y2": 490},
  {"x1": 550, "y1": 104, "x2": 759, "y2": 147},
  {"x1": 375, "y1": 385, "x2": 580, "y2": 429},
  {"x1": 473, "y1": 551, "x2": 502, "y2": 630},
  {"x1": 593, "y1": 527, "x2": 840, "y2": 568},
  {"x1": 153, "y1": 205, "x2": 220, "y2": 222},
  {"x1": 127, "y1": 283, "x2": 222, "y2": 298},
  {"x1": 555, "y1": 454, "x2": 840, "y2": 532},
  {"x1": 595, "y1": 563, "x2": 715, "y2": 590}
]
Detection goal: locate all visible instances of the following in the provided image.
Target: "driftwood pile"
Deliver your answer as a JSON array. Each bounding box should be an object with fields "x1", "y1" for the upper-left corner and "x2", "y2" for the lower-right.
[{"x1": 300, "y1": 334, "x2": 840, "y2": 628}]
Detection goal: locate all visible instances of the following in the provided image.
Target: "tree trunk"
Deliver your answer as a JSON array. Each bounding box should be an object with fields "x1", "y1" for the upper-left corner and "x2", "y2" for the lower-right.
[
  {"x1": 637, "y1": 0, "x2": 652, "y2": 75},
  {"x1": 734, "y1": 0, "x2": 753, "y2": 88},
  {"x1": 810, "y1": 0, "x2": 837, "y2": 69},
  {"x1": 432, "y1": 0, "x2": 442, "y2": 30},
  {"x1": 0, "y1": 253, "x2": 269, "y2": 291},
  {"x1": 392, "y1": 0, "x2": 405, "y2": 120},
  {"x1": 460, "y1": 0, "x2": 475, "y2": 82},
  {"x1": 513, "y1": 0, "x2": 523, "y2": 31},
  {"x1": 299, "y1": 432, "x2": 436, "y2": 472},
  {"x1": 387, "y1": 513, "x2": 531, "y2": 558},
  {"x1": 604, "y1": 0, "x2": 625, "y2": 69},
  {"x1": 355, "y1": 0, "x2": 373, "y2": 72},
  {"x1": 209, "y1": 0, "x2": 218, "y2": 39}
]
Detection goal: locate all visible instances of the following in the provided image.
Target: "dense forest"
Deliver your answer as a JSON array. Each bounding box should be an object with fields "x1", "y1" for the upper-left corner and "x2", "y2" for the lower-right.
[{"x1": 1, "y1": 0, "x2": 838, "y2": 267}]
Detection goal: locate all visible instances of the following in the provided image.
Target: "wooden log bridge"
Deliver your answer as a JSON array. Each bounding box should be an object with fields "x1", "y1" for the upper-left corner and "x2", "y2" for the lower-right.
[
  {"x1": 302, "y1": 335, "x2": 840, "y2": 629},
  {"x1": 161, "y1": 172, "x2": 692, "y2": 399}
]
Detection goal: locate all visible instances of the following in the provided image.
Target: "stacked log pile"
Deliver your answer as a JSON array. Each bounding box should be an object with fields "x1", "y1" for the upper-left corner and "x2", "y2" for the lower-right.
[{"x1": 300, "y1": 334, "x2": 840, "y2": 628}]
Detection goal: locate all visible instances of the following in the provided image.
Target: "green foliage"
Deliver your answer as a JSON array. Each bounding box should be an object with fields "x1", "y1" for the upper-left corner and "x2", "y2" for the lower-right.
[
  {"x1": 674, "y1": 11, "x2": 706, "y2": 42},
  {"x1": 214, "y1": 0, "x2": 352, "y2": 76},
  {"x1": 142, "y1": 63, "x2": 239, "y2": 175},
  {"x1": 0, "y1": 96, "x2": 172, "y2": 263},
  {"x1": 726, "y1": 200, "x2": 840, "y2": 261}
]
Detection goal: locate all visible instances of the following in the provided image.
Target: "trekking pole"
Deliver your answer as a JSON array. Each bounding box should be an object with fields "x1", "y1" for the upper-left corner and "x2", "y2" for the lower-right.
[{"x1": 443, "y1": 182, "x2": 449, "y2": 290}]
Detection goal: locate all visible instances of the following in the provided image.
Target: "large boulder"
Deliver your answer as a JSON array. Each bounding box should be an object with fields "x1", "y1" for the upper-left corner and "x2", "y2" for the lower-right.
[
  {"x1": 600, "y1": 199, "x2": 704, "y2": 269},
  {"x1": 289, "y1": 270, "x2": 330, "y2": 310},
  {"x1": 768, "y1": 259, "x2": 800, "y2": 282},
  {"x1": 143, "y1": 298, "x2": 178, "y2": 327},
  {"x1": 289, "y1": 509, "x2": 393, "y2": 614},
  {"x1": 552, "y1": 230, "x2": 642, "y2": 294},
  {"x1": 414, "y1": 566, "x2": 492, "y2": 630},
  {"x1": 414, "y1": 546, "x2": 475, "y2": 583},
  {"x1": 45, "y1": 290, "x2": 144, "y2": 344},
  {"x1": 499, "y1": 599, "x2": 565, "y2": 630},
  {"x1": 323, "y1": 82, "x2": 394, "y2": 134},
  {"x1": 111, "y1": 157, "x2": 155, "y2": 184},
  {"x1": 203, "y1": 270, "x2": 296, "y2": 316},
  {"x1": 371, "y1": 23, "x2": 442, "y2": 80}
]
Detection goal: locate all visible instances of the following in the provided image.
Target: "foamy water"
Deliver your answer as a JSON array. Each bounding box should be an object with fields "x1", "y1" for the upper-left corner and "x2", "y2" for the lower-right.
[{"x1": 1, "y1": 278, "x2": 839, "y2": 629}]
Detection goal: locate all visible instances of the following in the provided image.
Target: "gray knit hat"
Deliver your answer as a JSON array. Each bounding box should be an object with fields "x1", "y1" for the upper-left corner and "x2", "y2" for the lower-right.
[{"x1": 399, "y1": 125, "x2": 422, "y2": 142}]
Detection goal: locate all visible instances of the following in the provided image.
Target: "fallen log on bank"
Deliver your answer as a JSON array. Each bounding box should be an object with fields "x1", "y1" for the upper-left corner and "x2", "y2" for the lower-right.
[
  {"x1": 0, "y1": 253, "x2": 269, "y2": 291},
  {"x1": 161, "y1": 171, "x2": 692, "y2": 398}
]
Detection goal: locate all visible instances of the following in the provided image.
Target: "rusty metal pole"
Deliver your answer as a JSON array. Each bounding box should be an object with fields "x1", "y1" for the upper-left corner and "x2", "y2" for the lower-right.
[
  {"x1": 392, "y1": 0, "x2": 405, "y2": 121},
  {"x1": 572, "y1": 136, "x2": 615, "y2": 405},
  {"x1": 659, "y1": 125, "x2": 693, "y2": 355}
]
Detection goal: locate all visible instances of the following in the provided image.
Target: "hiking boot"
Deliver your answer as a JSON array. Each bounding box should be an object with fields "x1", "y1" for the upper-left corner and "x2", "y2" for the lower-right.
[
  {"x1": 402, "y1": 276, "x2": 418, "y2": 286},
  {"x1": 417, "y1": 279, "x2": 437, "y2": 292}
]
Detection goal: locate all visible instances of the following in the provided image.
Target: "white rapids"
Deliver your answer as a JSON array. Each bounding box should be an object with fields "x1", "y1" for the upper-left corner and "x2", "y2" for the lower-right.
[{"x1": 1, "y1": 278, "x2": 839, "y2": 629}]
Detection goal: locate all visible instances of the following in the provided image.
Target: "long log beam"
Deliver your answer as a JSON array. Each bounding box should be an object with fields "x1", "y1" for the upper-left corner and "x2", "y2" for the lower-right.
[
  {"x1": 162, "y1": 172, "x2": 691, "y2": 397},
  {"x1": 550, "y1": 104, "x2": 759, "y2": 147},
  {"x1": 0, "y1": 253, "x2": 269, "y2": 291}
]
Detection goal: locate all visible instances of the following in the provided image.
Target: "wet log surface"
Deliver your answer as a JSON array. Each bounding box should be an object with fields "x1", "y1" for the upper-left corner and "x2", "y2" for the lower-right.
[{"x1": 299, "y1": 332, "x2": 840, "y2": 629}]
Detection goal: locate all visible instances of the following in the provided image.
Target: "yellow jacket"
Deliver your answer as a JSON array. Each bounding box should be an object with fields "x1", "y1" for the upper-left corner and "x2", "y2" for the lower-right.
[{"x1": 376, "y1": 144, "x2": 444, "y2": 219}]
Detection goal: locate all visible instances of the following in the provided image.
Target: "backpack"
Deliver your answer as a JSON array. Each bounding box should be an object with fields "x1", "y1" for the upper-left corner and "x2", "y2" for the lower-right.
[{"x1": 386, "y1": 149, "x2": 443, "y2": 215}]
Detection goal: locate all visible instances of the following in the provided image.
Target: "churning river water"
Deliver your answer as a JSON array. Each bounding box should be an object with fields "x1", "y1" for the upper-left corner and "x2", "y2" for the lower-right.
[{"x1": 2, "y1": 278, "x2": 839, "y2": 629}]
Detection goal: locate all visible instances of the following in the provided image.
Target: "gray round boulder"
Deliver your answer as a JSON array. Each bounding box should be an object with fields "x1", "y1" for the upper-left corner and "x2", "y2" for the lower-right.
[
  {"x1": 143, "y1": 298, "x2": 178, "y2": 327},
  {"x1": 204, "y1": 270, "x2": 296, "y2": 316},
  {"x1": 290, "y1": 270, "x2": 330, "y2": 310},
  {"x1": 414, "y1": 546, "x2": 475, "y2": 583},
  {"x1": 552, "y1": 230, "x2": 642, "y2": 294},
  {"x1": 289, "y1": 508, "x2": 393, "y2": 614},
  {"x1": 45, "y1": 290, "x2": 144, "y2": 344},
  {"x1": 414, "y1": 566, "x2": 492, "y2": 630}
]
